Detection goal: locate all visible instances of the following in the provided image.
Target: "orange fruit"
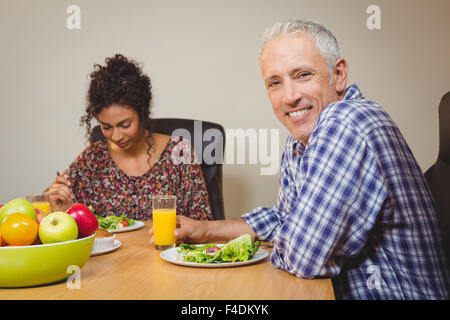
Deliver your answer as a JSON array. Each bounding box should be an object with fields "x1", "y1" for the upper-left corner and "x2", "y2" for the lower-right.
[{"x1": 0, "y1": 213, "x2": 38, "y2": 246}]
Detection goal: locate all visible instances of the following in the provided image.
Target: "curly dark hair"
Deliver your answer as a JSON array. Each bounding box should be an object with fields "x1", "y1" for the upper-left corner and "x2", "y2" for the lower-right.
[{"x1": 81, "y1": 54, "x2": 154, "y2": 159}]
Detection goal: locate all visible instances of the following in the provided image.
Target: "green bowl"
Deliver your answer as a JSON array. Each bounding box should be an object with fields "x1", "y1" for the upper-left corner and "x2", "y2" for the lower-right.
[{"x1": 0, "y1": 234, "x2": 95, "y2": 287}]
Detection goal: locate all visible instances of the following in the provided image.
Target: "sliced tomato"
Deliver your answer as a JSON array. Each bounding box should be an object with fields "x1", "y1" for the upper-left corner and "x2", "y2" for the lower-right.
[{"x1": 122, "y1": 219, "x2": 129, "y2": 227}]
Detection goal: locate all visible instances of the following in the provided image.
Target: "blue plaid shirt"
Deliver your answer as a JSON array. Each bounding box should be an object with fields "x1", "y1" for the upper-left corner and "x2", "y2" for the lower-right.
[{"x1": 243, "y1": 84, "x2": 450, "y2": 299}]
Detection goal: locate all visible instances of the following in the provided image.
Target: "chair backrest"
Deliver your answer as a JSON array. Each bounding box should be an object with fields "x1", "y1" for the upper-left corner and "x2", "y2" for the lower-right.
[
  {"x1": 91, "y1": 118, "x2": 226, "y2": 220},
  {"x1": 424, "y1": 91, "x2": 450, "y2": 261}
]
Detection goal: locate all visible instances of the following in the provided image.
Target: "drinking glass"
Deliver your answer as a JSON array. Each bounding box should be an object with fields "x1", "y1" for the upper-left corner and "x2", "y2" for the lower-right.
[
  {"x1": 26, "y1": 192, "x2": 51, "y2": 214},
  {"x1": 152, "y1": 195, "x2": 177, "y2": 250}
]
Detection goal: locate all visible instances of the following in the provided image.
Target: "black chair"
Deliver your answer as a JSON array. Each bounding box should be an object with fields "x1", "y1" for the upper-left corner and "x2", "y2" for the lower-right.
[
  {"x1": 424, "y1": 91, "x2": 450, "y2": 261},
  {"x1": 92, "y1": 118, "x2": 226, "y2": 220}
]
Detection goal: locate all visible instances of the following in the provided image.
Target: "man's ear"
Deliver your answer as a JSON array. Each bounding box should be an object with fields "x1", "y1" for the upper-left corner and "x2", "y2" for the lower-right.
[{"x1": 334, "y1": 58, "x2": 349, "y2": 95}]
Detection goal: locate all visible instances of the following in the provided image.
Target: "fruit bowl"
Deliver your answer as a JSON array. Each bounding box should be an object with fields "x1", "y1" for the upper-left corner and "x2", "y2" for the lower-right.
[{"x1": 0, "y1": 234, "x2": 95, "y2": 287}]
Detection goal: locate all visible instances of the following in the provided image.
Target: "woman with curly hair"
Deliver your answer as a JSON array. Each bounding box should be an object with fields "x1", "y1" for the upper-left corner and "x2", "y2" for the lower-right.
[{"x1": 48, "y1": 54, "x2": 212, "y2": 221}]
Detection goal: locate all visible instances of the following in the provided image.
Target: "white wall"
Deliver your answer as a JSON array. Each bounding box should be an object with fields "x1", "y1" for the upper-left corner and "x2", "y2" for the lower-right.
[{"x1": 1, "y1": 0, "x2": 449, "y2": 219}]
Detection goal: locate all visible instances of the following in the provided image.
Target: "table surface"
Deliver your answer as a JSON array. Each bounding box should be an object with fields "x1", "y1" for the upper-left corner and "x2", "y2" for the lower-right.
[{"x1": 0, "y1": 221, "x2": 334, "y2": 300}]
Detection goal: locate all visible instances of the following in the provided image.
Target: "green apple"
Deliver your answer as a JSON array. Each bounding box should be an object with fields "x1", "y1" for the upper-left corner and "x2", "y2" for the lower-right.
[
  {"x1": 39, "y1": 211, "x2": 78, "y2": 244},
  {"x1": 0, "y1": 198, "x2": 37, "y2": 223}
]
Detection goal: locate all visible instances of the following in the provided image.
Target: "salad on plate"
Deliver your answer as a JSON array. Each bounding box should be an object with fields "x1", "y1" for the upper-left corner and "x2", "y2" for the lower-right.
[
  {"x1": 177, "y1": 234, "x2": 260, "y2": 264},
  {"x1": 89, "y1": 205, "x2": 137, "y2": 231},
  {"x1": 95, "y1": 214, "x2": 136, "y2": 231}
]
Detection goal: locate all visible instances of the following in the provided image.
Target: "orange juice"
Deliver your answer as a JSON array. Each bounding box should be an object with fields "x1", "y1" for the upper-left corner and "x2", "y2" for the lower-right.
[
  {"x1": 31, "y1": 201, "x2": 50, "y2": 214},
  {"x1": 153, "y1": 208, "x2": 176, "y2": 248}
]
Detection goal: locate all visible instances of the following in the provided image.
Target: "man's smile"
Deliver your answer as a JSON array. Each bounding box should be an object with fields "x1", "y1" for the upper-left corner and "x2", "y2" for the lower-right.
[{"x1": 287, "y1": 106, "x2": 313, "y2": 120}]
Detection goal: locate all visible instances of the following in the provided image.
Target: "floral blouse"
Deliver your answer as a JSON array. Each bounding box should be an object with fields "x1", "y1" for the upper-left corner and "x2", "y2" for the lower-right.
[{"x1": 66, "y1": 136, "x2": 212, "y2": 221}]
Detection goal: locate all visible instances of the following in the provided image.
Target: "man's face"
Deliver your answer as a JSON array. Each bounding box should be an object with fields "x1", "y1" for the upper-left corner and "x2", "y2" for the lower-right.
[{"x1": 260, "y1": 33, "x2": 343, "y2": 144}]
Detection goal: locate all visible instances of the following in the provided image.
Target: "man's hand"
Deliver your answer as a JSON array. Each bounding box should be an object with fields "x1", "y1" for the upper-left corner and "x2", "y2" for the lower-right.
[
  {"x1": 149, "y1": 215, "x2": 209, "y2": 245},
  {"x1": 148, "y1": 215, "x2": 257, "y2": 246},
  {"x1": 174, "y1": 215, "x2": 210, "y2": 243}
]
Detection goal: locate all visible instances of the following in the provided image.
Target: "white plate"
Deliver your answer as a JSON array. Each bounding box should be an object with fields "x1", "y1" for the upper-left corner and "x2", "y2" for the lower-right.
[
  {"x1": 107, "y1": 220, "x2": 144, "y2": 233},
  {"x1": 91, "y1": 240, "x2": 122, "y2": 256},
  {"x1": 160, "y1": 245, "x2": 269, "y2": 268}
]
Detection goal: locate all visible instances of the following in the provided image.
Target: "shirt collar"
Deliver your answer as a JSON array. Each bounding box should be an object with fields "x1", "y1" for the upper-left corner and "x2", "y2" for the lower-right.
[
  {"x1": 289, "y1": 83, "x2": 363, "y2": 153},
  {"x1": 344, "y1": 83, "x2": 365, "y2": 101},
  {"x1": 290, "y1": 137, "x2": 305, "y2": 154}
]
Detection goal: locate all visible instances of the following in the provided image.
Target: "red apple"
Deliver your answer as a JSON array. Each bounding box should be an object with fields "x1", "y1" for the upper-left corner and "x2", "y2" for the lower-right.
[
  {"x1": 66, "y1": 203, "x2": 98, "y2": 238},
  {"x1": 35, "y1": 208, "x2": 46, "y2": 224},
  {"x1": 32, "y1": 236, "x2": 42, "y2": 245}
]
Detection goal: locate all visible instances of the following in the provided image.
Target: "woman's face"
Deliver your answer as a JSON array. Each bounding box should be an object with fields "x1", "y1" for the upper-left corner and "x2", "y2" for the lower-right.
[{"x1": 97, "y1": 104, "x2": 144, "y2": 151}]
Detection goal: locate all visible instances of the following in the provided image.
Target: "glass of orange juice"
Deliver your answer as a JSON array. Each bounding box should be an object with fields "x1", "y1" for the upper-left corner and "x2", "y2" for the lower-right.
[
  {"x1": 152, "y1": 195, "x2": 177, "y2": 250},
  {"x1": 26, "y1": 192, "x2": 51, "y2": 214}
]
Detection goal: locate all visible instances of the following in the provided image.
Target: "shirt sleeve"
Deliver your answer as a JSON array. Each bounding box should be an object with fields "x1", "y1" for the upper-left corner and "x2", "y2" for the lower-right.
[
  {"x1": 270, "y1": 118, "x2": 388, "y2": 279},
  {"x1": 66, "y1": 145, "x2": 94, "y2": 208},
  {"x1": 242, "y1": 141, "x2": 294, "y2": 241}
]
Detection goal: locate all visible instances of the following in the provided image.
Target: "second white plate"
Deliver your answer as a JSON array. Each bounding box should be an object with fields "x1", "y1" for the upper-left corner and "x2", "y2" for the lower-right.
[
  {"x1": 91, "y1": 240, "x2": 122, "y2": 256},
  {"x1": 108, "y1": 221, "x2": 144, "y2": 233}
]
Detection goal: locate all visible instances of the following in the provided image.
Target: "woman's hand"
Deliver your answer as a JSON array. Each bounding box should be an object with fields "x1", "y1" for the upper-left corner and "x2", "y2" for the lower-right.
[
  {"x1": 48, "y1": 173, "x2": 74, "y2": 212},
  {"x1": 148, "y1": 215, "x2": 209, "y2": 246}
]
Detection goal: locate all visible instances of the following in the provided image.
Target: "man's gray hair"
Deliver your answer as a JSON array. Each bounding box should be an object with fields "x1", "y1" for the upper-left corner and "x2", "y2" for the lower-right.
[{"x1": 260, "y1": 19, "x2": 341, "y2": 83}]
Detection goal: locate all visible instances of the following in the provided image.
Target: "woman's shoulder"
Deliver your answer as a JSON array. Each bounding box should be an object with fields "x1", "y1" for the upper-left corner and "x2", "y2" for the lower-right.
[
  {"x1": 70, "y1": 140, "x2": 109, "y2": 168},
  {"x1": 166, "y1": 134, "x2": 193, "y2": 148},
  {"x1": 163, "y1": 135, "x2": 200, "y2": 166},
  {"x1": 84, "y1": 140, "x2": 108, "y2": 157},
  {"x1": 152, "y1": 133, "x2": 194, "y2": 155}
]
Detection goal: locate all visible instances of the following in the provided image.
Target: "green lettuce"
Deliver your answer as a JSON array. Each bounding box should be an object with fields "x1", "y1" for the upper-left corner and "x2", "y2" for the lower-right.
[
  {"x1": 179, "y1": 243, "x2": 222, "y2": 263},
  {"x1": 178, "y1": 234, "x2": 260, "y2": 264},
  {"x1": 95, "y1": 214, "x2": 136, "y2": 230},
  {"x1": 220, "y1": 234, "x2": 260, "y2": 262}
]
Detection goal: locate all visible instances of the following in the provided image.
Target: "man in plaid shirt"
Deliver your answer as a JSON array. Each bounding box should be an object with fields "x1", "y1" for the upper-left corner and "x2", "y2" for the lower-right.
[{"x1": 150, "y1": 20, "x2": 450, "y2": 299}]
